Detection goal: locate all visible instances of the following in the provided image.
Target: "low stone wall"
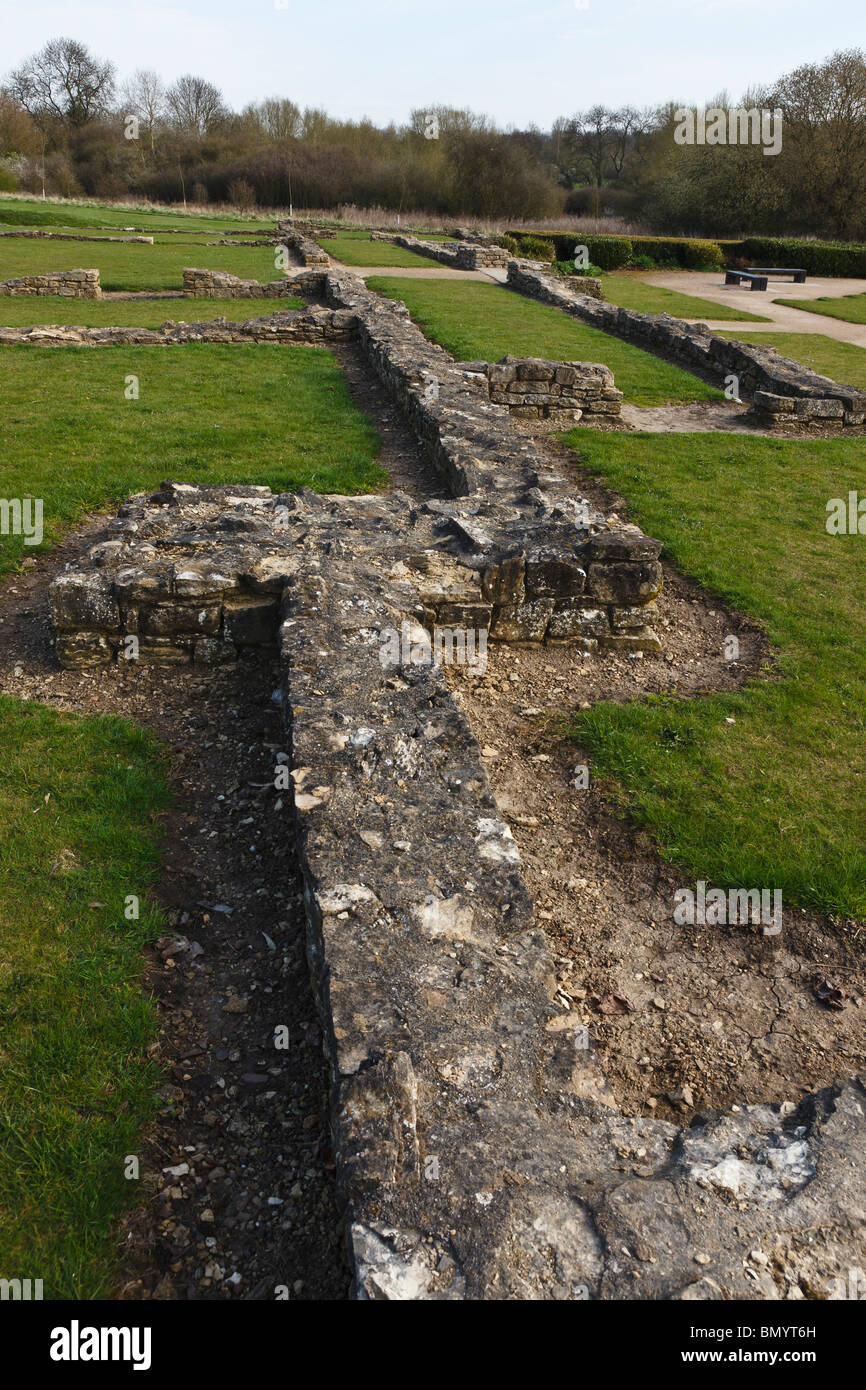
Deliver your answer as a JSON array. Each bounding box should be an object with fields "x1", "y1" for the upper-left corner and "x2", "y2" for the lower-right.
[
  {"x1": 458, "y1": 355, "x2": 622, "y2": 421},
  {"x1": 275, "y1": 221, "x2": 331, "y2": 267},
  {"x1": 0, "y1": 229, "x2": 153, "y2": 244},
  {"x1": 0, "y1": 306, "x2": 358, "y2": 348},
  {"x1": 48, "y1": 478, "x2": 662, "y2": 664},
  {"x1": 508, "y1": 261, "x2": 866, "y2": 428},
  {"x1": 372, "y1": 231, "x2": 511, "y2": 270},
  {"x1": 47, "y1": 481, "x2": 866, "y2": 1300},
  {"x1": 0, "y1": 268, "x2": 101, "y2": 298},
  {"x1": 182, "y1": 267, "x2": 301, "y2": 298},
  {"x1": 322, "y1": 267, "x2": 659, "y2": 650}
]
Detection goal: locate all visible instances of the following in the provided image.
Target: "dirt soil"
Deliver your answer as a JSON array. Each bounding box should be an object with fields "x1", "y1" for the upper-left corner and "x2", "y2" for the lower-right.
[
  {"x1": 0, "y1": 532, "x2": 350, "y2": 1301},
  {"x1": 444, "y1": 430, "x2": 866, "y2": 1122},
  {"x1": 447, "y1": 571, "x2": 866, "y2": 1123}
]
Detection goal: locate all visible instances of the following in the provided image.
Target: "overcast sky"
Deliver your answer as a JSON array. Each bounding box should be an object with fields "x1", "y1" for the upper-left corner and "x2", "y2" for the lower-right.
[{"x1": 2, "y1": 0, "x2": 863, "y2": 127}]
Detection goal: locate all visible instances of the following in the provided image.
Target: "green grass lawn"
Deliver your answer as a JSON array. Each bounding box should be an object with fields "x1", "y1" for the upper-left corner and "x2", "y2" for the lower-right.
[
  {"x1": 0, "y1": 696, "x2": 169, "y2": 1297},
  {"x1": 716, "y1": 331, "x2": 866, "y2": 389},
  {"x1": 775, "y1": 292, "x2": 866, "y2": 325},
  {"x1": 562, "y1": 428, "x2": 866, "y2": 921},
  {"x1": 0, "y1": 239, "x2": 285, "y2": 292},
  {"x1": 323, "y1": 234, "x2": 441, "y2": 269},
  {"x1": 601, "y1": 273, "x2": 770, "y2": 323},
  {"x1": 367, "y1": 277, "x2": 723, "y2": 406},
  {"x1": 0, "y1": 196, "x2": 274, "y2": 235},
  {"x1": 0, "y1": 343, "x2": 385, "y2": 575},
  {"x1": 0, "y1": 295, "x2": 304, "y2": 328}
]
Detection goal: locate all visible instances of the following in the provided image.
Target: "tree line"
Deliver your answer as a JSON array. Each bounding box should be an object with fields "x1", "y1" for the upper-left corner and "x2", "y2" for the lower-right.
[{"x1": 1, "y1": 37, "x2": 865, "y2": 238}]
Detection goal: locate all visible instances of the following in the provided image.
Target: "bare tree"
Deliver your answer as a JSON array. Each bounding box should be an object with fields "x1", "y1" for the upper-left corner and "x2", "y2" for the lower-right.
[
  {"x1": 8, "y1": 37, "x2": 115, "y2": 128},
  {"x1": 241, "y1": 97, "x2": 301, "y2": 142},
  {"x1": 120, "y1": 68, "x2": 167, "y2": 156},
  {"x1": 166, "y1": 74, "x2": 226, "y2": 138}
]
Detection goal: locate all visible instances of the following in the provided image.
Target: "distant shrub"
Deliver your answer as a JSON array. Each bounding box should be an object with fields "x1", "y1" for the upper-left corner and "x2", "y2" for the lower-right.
[
  {"x1": 0, "y1": 166, "x2": 18, "y2": 192},
  {"x1": 498, "y1": 233, "x2": 520, "y2": 254},
  {"x1": 513, "y1": 233, "x2": 555, "y2": 261},
  {"x1": 228, "y1": 178, "x2": 257, "y2": 212},
  {"x1": 553, "y1": 259, "x2": 603, "y2": 277}
]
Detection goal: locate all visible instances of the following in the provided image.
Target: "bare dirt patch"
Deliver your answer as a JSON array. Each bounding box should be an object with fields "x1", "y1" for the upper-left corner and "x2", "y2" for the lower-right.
[{"x1": 448, "y1": 575, "x2": 866, "y2": 1124}]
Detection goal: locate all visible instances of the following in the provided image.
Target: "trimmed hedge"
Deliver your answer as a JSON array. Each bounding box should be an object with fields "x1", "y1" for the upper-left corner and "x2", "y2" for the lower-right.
[
  {"x1": 628, "y1": 236, "x2": 724, "y2": 269},
  {"x1": 513, "y1": 232, "x2": 725, "y2": 270},
  {"x1": 733, "y1": 238, "x2": 866, "y2": 278}
]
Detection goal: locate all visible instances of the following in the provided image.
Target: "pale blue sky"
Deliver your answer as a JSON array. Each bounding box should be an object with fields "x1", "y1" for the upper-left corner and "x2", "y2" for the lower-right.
[{"x1": 2, "y1": 0, "x2": 863, "y2": 127}]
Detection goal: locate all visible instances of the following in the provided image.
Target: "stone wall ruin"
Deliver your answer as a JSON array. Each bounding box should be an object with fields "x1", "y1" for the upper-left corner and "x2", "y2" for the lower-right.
[
  {"x1": 508, "y1": 261, "x2": 866, "y2": 429},
  {"x1": 0, "y1": 268, "x2": 102, "y2": 297}
]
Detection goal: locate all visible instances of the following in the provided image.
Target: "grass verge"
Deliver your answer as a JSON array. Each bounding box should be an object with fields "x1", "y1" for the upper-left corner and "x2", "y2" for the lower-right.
[
  {"x1": 0, "y1": 239, "x2": 285, "y2": 292},
  {"x1": 0, "y1": 296, "x2": 304, "y2": 328},
  {"x1": 775, "y1": 293, "x2": 866, "y2": 326},
  {"x1": 602, "y1": 273, "x2": 770, "y2": 322},
  {"x1": 561, "y1": 427, "x2": 866, "y2": 920},
  {"x1": 323, "y1": 234, "x2": 441, "y2": 268},
  {"x1": 367, "y1": 276, "x2": 724, "y2": 406},
  {"x1": 0, "y1": 343, "x2": 385, "y2": 575},
  {"x1": 717, "y1": 331, "x2": 866, "y2": 389},
  {"x1": 0, "y1": 696, "x2": 169, "y2": 1297}
]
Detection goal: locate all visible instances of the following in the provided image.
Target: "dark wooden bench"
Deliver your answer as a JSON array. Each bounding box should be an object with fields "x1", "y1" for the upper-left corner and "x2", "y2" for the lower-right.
[
  {"x1": 724, "y1": 269, "x2": 769, "y2": 291},
  {"x1": 745, "y1": 267, "x2": 808, "y2": 284}
]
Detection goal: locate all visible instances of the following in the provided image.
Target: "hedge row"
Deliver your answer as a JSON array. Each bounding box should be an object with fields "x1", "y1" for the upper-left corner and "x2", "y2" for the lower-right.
[
  {"x1": 733, "y1": 238, "x2": 866, "y2": 277},
  {"x1": 506, "y1": 231, "x2": 726, "y2": 270},
  {"x1": 504, "y1": 229, "x2": 866, "y2": 277}
]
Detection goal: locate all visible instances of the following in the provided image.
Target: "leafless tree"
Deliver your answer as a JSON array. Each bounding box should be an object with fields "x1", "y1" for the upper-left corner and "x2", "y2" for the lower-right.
[
  {"x1": 8, "y1": 37, "x2": 115, "y2": 128},
  {"x1": 166, "y1": 74, "x2": 226, "y2": 138},
  {"x1": 120, "y1": 69, "x2": 167, "y2": 156}
]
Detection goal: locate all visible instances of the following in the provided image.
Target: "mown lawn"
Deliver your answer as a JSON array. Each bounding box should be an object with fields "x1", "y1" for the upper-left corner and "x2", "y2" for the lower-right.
[
  {"x1": 775, "y1": 292, "x2": 866, "y2": 325},
  {"x1": 0, "y1": 295, "x2": 303, "y2": 328},
  {"x1": 0, "y1": 343, "x2": 385, "y2": 574},
  {"x1": 367, "y1": 276, "x2": 724, "y2": 406},
  {"x1": 601, "y1": 273, "x2": 770, "y2": 322},
  {"x1": 562, "y1": 428, "x2": 866, "y2": 921},
  {"x1": 0, "y1": 196, "x2": 274, "y2": 235},
  {"x1": 323, "y1": 234, "x2": 441, "y2": 269},
  {"x1": 0, "y1": 238, "x2": 286, "y2": 292},
  {"x1": 0, "y1": 697, "x2": 169, "y2": 1297},
  {"x1": 716, "y1": 331, "x2": 866, "y2": 389}
]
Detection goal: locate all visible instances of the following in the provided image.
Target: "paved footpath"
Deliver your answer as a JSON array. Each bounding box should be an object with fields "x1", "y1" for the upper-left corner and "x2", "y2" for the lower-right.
[
  {"x1": 642, "y1": 269, "x2": 866, "y2": 345},
  {"x1": 329, "y1": 259, "x2": 501, "y2": 282}
]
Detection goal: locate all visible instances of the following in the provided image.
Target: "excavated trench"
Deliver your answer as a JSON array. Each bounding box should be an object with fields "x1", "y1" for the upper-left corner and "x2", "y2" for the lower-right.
[{"x1": 3, "y1": 279, "x2": 864, "y2": 1296}]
